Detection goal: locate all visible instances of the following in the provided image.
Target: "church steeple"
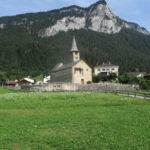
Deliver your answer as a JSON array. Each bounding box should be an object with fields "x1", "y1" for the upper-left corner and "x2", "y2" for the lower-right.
[
  {"x1": 70, "y1": 36, "x2": 80, "y2": 62},
  {"x1": 71, "y1": 36, "x2": 79, "y2": 52}
]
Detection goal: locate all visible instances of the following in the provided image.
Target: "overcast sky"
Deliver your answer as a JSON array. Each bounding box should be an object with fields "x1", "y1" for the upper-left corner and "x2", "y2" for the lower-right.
[{"x1": 0, "y1": 0, "x2": 149, "y2": 31}]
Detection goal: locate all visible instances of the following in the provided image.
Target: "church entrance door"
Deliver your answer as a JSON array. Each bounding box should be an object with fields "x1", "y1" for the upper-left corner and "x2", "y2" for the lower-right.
[{"x1": 81, "y1": 79, "x2": 84, "y2": 84}]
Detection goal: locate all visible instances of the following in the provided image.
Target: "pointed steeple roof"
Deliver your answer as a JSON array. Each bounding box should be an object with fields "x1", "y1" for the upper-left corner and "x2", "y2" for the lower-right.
[{"x1": 71, "y1": 36, "x2": 79, "y2": 52}]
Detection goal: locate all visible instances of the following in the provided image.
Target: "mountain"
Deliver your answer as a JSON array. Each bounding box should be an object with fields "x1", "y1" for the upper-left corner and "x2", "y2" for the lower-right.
[
  {"x1": 0, "y1": 0, "x2": 149, "y2": 37},
  {"x1": 39, "y1": 0, "x2": 149, "y2": 37},
  {"x1": 0, "y1": 0, "x2": 150, "y2": 79}
]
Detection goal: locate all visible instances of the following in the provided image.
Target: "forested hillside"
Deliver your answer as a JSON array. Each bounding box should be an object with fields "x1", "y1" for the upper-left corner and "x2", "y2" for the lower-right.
[{"x1": 0, "y1": 28, "x2": 150, "y2": 79}]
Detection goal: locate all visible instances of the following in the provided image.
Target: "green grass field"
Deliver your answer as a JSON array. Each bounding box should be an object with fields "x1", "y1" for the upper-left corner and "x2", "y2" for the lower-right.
[
  {"x1": 0, "y1": 87, "x2": 15, "y2": 94},
  {"x1": 0, "y1": 88, "x2": 150, "y2": 150}
]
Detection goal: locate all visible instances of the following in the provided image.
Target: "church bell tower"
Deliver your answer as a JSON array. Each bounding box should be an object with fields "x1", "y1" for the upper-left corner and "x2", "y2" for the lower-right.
[{"x1": 70, "y1": 36, "x2": 80, "y2": 62}]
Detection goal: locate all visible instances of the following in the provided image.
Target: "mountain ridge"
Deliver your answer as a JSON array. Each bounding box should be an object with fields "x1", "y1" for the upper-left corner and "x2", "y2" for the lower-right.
[
  {"x1": 38, "y1": 0, "x2": 149, "y2": 37},
  {"x1": 0, "y1": 0, "x2": 149, "y2": 36}
]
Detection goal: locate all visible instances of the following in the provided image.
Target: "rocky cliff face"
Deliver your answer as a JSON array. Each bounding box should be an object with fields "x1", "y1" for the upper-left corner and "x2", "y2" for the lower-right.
[{"x1": 39, "y1": 0, "x2": 149, "y2": 37}]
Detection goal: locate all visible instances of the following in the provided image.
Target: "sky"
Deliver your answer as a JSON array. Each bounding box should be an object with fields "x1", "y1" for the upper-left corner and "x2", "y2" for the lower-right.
[{"x1": 0, "y1": 0, "x2": 149, "y2": 31}]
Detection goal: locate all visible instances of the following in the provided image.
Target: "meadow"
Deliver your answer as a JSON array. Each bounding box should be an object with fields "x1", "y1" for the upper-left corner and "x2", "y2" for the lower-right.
[{"x1": 0, "y1": 88, "x2": 150, "y2": 150}]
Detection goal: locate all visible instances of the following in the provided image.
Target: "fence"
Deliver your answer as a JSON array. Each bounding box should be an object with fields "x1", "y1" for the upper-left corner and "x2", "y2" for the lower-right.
[{"x1": 112, "y1": 90, "x2": 150, "y2": 100}]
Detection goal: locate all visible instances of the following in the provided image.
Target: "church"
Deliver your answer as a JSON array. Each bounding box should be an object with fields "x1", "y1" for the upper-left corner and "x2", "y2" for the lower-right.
[{"x1": 51, "y1": 37, "x2": 92, "y2": 84}]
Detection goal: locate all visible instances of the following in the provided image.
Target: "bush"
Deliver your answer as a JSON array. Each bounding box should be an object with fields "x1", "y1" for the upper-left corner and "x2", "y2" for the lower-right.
[
  {"x1": 0, "y1": 72, "x2": 7, "y2": 85},
  {"x1": 138, "y1": 79, "x2": 150, "y2": 90},
  {"x1": 93, "y1": 73, "x2": 117, "y2": 83},
  {"x1": 118, "y1": 74, "x2": 150, "y2": 90},
  {"x1": 92, "y1": 75, "x2": 100, "y2": 83}
]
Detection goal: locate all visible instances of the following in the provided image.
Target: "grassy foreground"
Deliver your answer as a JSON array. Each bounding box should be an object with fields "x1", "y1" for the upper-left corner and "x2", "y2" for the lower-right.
[{"x1": 0, "y1": 89, "x2": 150, "y2": 150}]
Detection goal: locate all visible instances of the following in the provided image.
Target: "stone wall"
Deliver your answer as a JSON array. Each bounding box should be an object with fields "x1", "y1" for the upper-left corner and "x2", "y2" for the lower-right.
[
  {"x1": 30, "y1": 83, "x2": 78, "y2": 92},
  {"x1": 28, "y1": 82, "x2": 139, "y2": 92},
  {"x1": 78, "y1": 83, "x2": 139, "y2": 92}
]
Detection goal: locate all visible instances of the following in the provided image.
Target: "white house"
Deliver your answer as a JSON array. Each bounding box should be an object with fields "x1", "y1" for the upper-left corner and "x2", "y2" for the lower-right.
[
  {"x1": 94, "y1": 62, "x2": 119, "y2": 76},
  {"x1": 19, "y1": 77, "x2": 35, "y2": 86},
  {"x1": 43, "y1": 75, "x2": 51, "y2": 83}
]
